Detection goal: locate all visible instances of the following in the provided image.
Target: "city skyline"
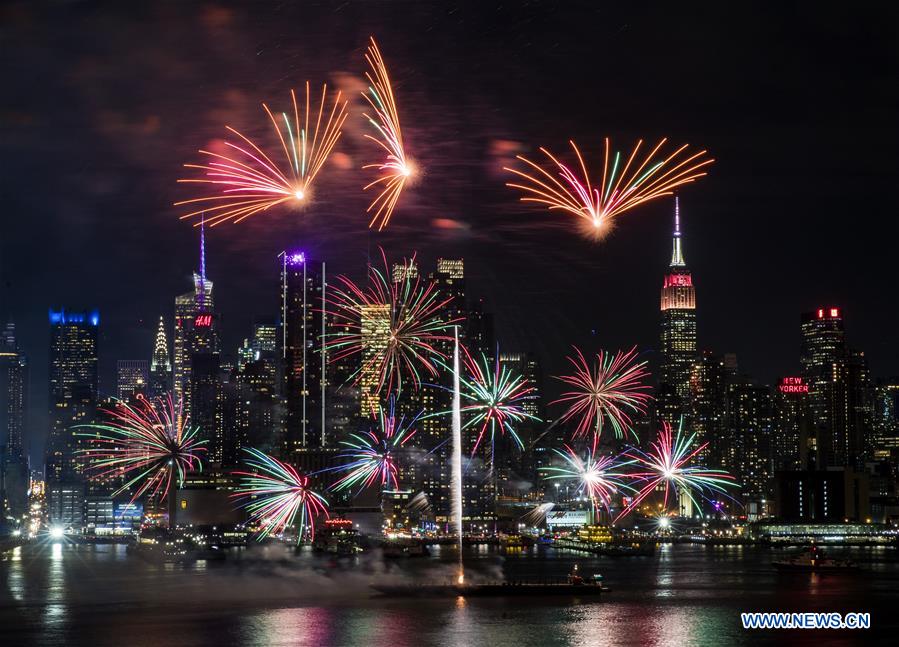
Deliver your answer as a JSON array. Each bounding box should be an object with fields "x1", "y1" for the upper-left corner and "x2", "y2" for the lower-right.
[
  {"x1": 2, "y1": 5, "x2": 898, "y2": 644},
  {"x1": 2, "y1": 3, "x2": 898, "y2": 467}
]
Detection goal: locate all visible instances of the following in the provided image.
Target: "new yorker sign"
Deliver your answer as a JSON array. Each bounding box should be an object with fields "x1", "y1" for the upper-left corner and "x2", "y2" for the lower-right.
[{"x1": 778, "y1": 376, "x2": 809, "y2": 394}]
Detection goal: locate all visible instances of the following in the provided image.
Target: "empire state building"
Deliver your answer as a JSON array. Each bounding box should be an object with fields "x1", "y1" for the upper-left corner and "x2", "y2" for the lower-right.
[{"x1": 658, "y1": 197, "x2": 697, "y2": 424}]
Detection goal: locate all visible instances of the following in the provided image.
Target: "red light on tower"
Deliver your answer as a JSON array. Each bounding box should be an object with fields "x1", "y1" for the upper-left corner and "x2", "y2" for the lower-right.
[
  {"x1": 817, "y1": 308, "x2": 824, "y2": 319},
  {"x1": 830, "y1": 308, "x2": 839, "y2": 318}
]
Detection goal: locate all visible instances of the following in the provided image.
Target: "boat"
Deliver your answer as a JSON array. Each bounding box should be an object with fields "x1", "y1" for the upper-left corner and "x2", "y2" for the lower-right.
[
  {"x1": 312, "y1": 518, "x2": 364, "y2": 556},
  {"x1": 773, "y1": 545, "x2": 857, "y2": 572},
  {"x1": 373, "y1": 566, "x2": 610, "y2": 597}
]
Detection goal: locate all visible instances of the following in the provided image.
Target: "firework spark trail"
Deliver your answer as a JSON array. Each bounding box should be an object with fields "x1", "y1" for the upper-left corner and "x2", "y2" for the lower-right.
[
  {"x1": 521, "y1": 502, "x2": 555, "y2": 527},
  {"x1": 232, "y1": 448, "x2": 329, "y2": 541},
  {"x1": 427, "y1": 346, "x2": 540, "y2": 459},
  {"x1": 362, "y1": 37, "x2": 413, "y2": 231},
  {"x1": 324, "y1": 249, "x2": 462, "y2": 398},
  {"x1": 330, "y1": 397, "x2": 419, "y2": 493},
  {"x1": 617, "y1": 419, "x2": 738, "y2": 521},
  {"x1": 176, "y1": 82, "x2": 348, "y2": 226},
  {"x1": 552, "y1": 346, "x2": 652, "y2": 449},
  {"x1": 76, "y1": 395, "x2": 205, "y2": 504},
  {"x1": 541, "y1": 444, "x2": 635, "y2": 515},
  {"x1": 506, "y1": 138, "x2": 713, "y2": 240}
]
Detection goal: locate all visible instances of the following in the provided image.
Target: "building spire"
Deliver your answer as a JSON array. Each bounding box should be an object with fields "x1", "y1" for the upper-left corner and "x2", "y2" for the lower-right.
[
  {"x1": 670, "y1": 195, "x2": 686, "y2": 267},
  {"x1": 151, "y1": 316, "x2": 171, "y2": 372},
  {"x1": 200, "y1": 213, "x2": 207, "y2": 285}
]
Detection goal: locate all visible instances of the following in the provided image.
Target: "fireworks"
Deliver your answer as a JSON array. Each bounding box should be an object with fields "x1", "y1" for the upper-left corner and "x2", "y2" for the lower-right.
[
  {"x1": 176, "y1": 82, "x2": 348, "y2": 226},
  {"x1": 331, "y1": 398, "x2": 419, "y2": 492},
  {"x1": 541, "y1": 444, "x2": 634, "y2": 514},
  {"x1": 77, "y1": 395, "x2": 205, "y2": 503},
  {"x1": 620, "y1": 419, "x2": 737, "y2": 519},
  {"x1": 232, "y1": 448, "x2": 329, "y2": 541},
  {"x1": 506, "y1": 138, "x2": 713, "y2": 240},
  {"x1": 435, "y1": 348, "x2": 540, "y2": 458},
  {"x1": 324, "y1": 249, "x2": 461, "y2": 398},
  {"x1": 552, "y1": 346, "x2": 652, "y2": 448},
  {"x1": 362, "y1": 37, "x2": 413, "y2": 231},
  {"x1": 521, "y1": 502, "x2": 555, "y2": 526}
]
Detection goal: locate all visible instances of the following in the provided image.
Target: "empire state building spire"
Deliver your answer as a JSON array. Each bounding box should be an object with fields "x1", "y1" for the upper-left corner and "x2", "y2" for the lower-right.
[{"x1": 670, "y1": 195, "x2": 686, "y2": 268}]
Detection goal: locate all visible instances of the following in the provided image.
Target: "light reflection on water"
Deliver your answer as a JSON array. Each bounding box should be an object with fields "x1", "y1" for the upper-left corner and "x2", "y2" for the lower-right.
[{"x1": 1, "y1": 543, "x2": 896, "y2": 647}]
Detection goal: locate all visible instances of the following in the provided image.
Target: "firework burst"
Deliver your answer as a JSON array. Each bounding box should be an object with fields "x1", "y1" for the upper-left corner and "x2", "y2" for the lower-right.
[
  {"x1": 506, "y1": 138, "x2": 713, "y2": 240},
  {"x1": 324, "y1": 249, "x2": 461, "y2": 398},
  {"x1": 431, "y1": 347, "x2": 540, "y2": 458},
  {"x1": 176, "y1": 82, "x2": 348, "y2": 226},
  {"x1": 331, "y1": 398, "x2": 419, "y2": 493},
  {"x1": 362, "y1": 37, "x2": 413, "y2": 231},
  {"x1": 541, "y1": 444, "x2": 635, "y2": 515},
  {"x1": 619, "y1": 419, "x2": 737, "y2": 520},
  {"x1": 76, "y1": 395, "x2": 205, "y2": 503},
  {"x1": 552, "y1": 346, "x2": 652, "y2": 448},
  {"x1": 232, "y1": 448, "x2": 329, "y2": 541}
]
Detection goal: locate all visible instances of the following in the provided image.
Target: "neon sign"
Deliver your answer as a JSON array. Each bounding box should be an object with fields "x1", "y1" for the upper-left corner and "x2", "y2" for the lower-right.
[
  {"x1": 778, "y1": 376, "x2": 808, "y2": 394},
  {"x1": 194, "y1": 314, "x2": 212, "y2": 327}
]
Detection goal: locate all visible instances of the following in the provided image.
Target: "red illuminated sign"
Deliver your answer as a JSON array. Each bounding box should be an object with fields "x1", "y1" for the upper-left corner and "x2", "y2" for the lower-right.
[
  {"x1": 778, "y1": 376, "x2": 808, "y2": 394},
  {"x1": 194, "y1": 314, "x2": 212, "y2": 327},
  {"x1": 663, "y1": 274, "x2": 693, "y2": 288},
  {"x1": 817, "y1": 307, "x2": 840, "y2": 319}
]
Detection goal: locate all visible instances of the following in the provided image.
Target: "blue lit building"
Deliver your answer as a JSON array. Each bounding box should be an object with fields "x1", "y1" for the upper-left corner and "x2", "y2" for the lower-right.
[{"x1": 46, "y1": 308, "x2": 99, "y2": 482}]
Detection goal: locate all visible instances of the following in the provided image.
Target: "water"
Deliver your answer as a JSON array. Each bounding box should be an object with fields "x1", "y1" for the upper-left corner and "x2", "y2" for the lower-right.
[{"x1": 1, "y1": 542, "x2": 896, "y2": 646}]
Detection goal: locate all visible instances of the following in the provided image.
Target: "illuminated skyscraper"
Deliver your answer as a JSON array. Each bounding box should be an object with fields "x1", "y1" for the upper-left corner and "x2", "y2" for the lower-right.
[
  {"x1": 773, "y1": 376, "x2": 812, "y2": 471},
  {"x1": 658, "y1": 197, "x2": 697, "y2": 425},
  {"x1": 46, "y1": 308, "x2": 99, "y2": 482},
  {"x1": 726, "y1": 378, "x2": 774, "y2": 512},
  {"x1": 149, "y1": 316, "x2": 172, "y2": 397},
  {"x1": 116, "y1": 360, "x2": 149, "y2": 402},
  {"x1": 799, "y1": 308, "x2": 871, "y2": 468},
  {"x1": 689, "y1": 351, "x2": 729, "y2": 469},
  {"x1": 280, "y1": 251, "x2": 327, "y2": 452},
  {"x1": 1, "y1": 323, "x2": 28, "y2": 466},
  {"x1": 173, "y1": 222, "x2": 219, "y2": 419}
]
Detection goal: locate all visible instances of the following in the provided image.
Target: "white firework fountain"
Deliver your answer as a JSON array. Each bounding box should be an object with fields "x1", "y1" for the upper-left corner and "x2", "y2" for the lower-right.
[{"x1": 451, "y1": 326, "x2": 464, "y2": 584}]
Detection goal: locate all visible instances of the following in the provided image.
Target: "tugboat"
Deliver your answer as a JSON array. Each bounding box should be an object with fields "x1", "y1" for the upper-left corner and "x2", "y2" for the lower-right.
[
  {"x1": 773, "y1": 544, "x2": 857, "y2": 572},
  {"x1": 372, "y1": 564, "x2": 610, "y2": 598}
]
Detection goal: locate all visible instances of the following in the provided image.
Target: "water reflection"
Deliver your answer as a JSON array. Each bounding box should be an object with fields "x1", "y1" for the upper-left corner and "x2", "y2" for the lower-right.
[{"x1": 0, "y1": 543, "x2": 895, "y2": 647}]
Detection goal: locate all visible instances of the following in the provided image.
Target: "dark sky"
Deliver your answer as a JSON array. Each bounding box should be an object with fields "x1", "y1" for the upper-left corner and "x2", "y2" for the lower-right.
[{"x1": 2, "y1": 1, "x2": 898, "y2": 464}]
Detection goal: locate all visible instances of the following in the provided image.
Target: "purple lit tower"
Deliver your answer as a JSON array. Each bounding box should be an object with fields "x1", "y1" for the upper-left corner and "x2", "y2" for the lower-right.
[{"x1": 278, "y1": 251, "x2": 360, "y2": 475}]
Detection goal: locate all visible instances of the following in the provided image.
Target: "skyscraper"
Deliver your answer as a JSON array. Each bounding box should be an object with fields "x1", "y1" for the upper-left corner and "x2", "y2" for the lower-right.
[
  {"x1": 280, "y1": 251, "x2": 327, "y2": 453},
  {"x1": 46, "y1": 308, "x2": 99, "y2": 482},
  {"x1": 1, "y1": 323, "x2": 29, "y2": 518},
  {"x1": 773, "y1": 376, "x2": 812, "y2": 471},
  {"x1": 173, "y1": 223, "x2": 219, "y2": 419},
  {"x1": 799, "y1": 308, "x2": 871, "y2": 469},
  {"x1": 689, "y1": 351, "x2": 730, "y2": 469},
  {"x1": 116, "y1": 360, "x2": 149, "y2": 402},
  {"x1": 658, "y1": 197, "x2": 697, "y2": 425},
  {"x1": 726, "y1": 378, "x2": 774, "y2": 512},
  {"x1": 1, "y1": 323, "x2": 28, "y2": 466},
  {"x1": 149, "y1": 316, "x2": 172, "y2": 397}
]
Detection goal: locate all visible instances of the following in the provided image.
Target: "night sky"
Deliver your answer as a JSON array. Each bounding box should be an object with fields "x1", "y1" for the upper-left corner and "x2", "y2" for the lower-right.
[{"x1": 2, "y1": 1, "x2": 898, "y2": 464}]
